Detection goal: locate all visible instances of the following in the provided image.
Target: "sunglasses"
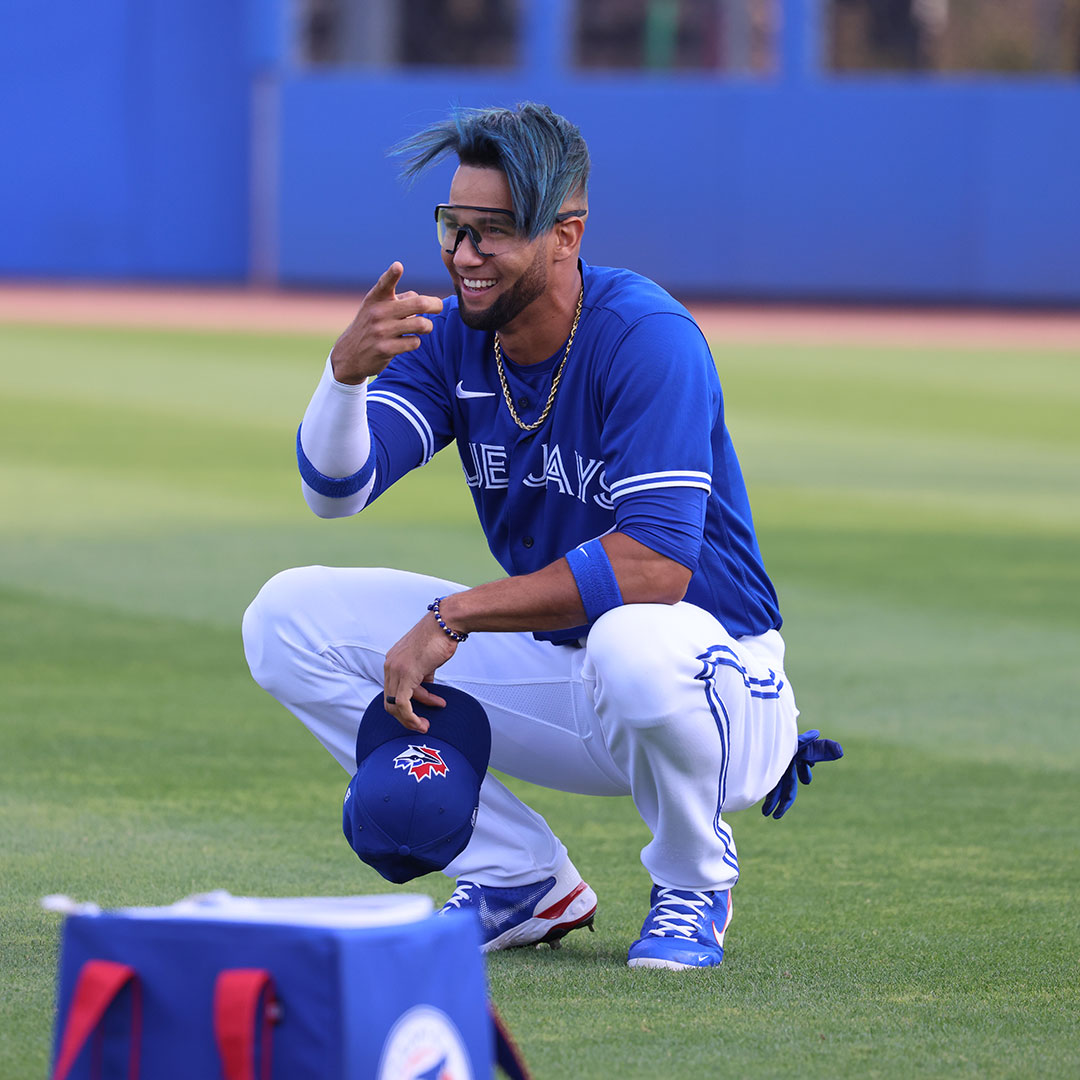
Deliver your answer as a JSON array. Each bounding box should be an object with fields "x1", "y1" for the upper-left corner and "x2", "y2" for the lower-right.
[{"x1": 434, "y1": 204, "x2": 587, "y2": 257}]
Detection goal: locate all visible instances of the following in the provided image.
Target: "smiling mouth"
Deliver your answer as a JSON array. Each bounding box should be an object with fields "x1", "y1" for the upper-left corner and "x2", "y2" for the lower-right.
[{"x1": 460, "y1": 277, "x2": 497, "y2": 293}]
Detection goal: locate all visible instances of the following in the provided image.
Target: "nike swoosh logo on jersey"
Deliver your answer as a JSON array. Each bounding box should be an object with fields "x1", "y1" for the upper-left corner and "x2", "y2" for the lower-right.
[{"x1": 456, "y1": 381, "x2": 496, "y2": 399}]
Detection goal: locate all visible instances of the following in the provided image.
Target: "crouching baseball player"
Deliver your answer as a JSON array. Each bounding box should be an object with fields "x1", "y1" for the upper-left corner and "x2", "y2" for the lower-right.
[{"x1": 242, "y1": 103, "x2": 842, "y2": 971}]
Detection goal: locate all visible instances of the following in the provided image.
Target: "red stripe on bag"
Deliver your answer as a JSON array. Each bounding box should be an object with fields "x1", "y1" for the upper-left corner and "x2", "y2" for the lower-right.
[
  {"x1": 52, "y1": 960, "x2": 142, "y2": 1080},
  {"x1": 213, "y1": 969, "x2": 280, "y2": 1080}
]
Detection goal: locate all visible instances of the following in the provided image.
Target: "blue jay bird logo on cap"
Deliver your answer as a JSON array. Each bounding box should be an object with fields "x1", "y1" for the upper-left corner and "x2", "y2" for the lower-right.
[{"x1": 393, "y1": 745, "x2": 450, "y2": 783}]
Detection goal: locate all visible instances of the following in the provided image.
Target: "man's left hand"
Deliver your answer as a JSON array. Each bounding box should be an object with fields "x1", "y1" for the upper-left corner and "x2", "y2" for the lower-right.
[
  {"x1": 382, "y1": 614, "x2": 459, "y2": 732},
  {"x1": 761, "y1": 729, "x2": 844, "y2": 820}
]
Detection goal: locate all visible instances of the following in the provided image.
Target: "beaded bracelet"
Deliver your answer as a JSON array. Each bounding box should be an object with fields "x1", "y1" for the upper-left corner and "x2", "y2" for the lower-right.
[{"x1": 427, "y1": 596, "x2": 469, "y2": 642}]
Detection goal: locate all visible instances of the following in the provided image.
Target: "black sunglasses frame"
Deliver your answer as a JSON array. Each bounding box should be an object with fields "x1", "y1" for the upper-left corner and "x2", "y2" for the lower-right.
[{"x1": 434, "y1": 203, "x2": 588, "y2": 257}]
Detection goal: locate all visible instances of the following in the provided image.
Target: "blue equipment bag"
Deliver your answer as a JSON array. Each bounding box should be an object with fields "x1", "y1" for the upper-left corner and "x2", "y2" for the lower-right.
[{"x1": 49, "y1": 893, "x2": 507, "y2": 1080}]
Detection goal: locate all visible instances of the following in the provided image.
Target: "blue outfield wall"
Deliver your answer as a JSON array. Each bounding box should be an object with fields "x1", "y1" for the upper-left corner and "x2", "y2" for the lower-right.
[
  {"x1": 2, "y1": 0, "x2": 1078, "y2": 302},
  {"x1": 0, "y1": 0, "x2": 252, "y2": 281},
  {"x1": 275, "y1": 74, "x2": 1080, "y2": 303}
]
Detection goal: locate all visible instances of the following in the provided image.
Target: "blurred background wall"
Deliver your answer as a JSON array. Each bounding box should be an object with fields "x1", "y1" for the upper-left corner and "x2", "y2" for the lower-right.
[
  {"x1": 2, "y1": 0, "x2": 1078, "y2": 302},
  {"x1": 0, "y1": 0, "x2": 252, "y2": 281}
]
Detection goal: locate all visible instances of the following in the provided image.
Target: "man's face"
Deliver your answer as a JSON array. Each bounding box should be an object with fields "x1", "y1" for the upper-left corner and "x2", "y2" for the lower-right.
[{"x1": 440, "y1": 165, "x2": 549, "y2": 333}]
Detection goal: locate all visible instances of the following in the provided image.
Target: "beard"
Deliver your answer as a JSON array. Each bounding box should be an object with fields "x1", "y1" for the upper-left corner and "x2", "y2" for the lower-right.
[{"x1": 454, "y1": 246, "x2": 548, "y2": 333}]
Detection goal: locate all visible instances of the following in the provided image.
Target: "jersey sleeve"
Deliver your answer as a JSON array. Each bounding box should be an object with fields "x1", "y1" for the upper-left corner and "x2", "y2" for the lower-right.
[
  {"x1": 297, "y1": 324, "x2": 456, "y2": 516},
  {"x1": 365, "y1": 331, "x2": 455, "y2": 485},
  {"x1": 600, "y1": 312, "x2": 720, "y2": 569}
]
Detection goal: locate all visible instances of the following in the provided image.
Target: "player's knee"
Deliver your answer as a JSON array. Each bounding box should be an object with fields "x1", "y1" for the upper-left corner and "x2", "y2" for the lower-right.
[
  {"x1": 241, "y1": 566, "x2": 320, "y2": 695},
  {"x1": 586, "y1": 605, "x2": 688, "y2": 724}
]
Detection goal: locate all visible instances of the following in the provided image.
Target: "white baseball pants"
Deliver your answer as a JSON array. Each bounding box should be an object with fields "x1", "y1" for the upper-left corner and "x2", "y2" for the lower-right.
[{"x1": 242, "y1": 566, "x2": 799, "y2": 892}]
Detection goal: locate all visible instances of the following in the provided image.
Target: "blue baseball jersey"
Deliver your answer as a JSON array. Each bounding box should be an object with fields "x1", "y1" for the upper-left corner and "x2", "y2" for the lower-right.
[{"x1": 354, "y1": 260, "x2": 780, "y2": 643}]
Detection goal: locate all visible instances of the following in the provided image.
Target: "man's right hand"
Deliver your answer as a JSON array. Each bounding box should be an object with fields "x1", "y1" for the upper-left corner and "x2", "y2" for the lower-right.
[{"x1": 330, "y1": 262, "x2": 443, "y2": 384}]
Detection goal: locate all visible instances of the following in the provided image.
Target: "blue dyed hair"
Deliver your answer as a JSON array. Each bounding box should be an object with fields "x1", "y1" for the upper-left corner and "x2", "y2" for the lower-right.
[{"x1": 392, "y1": 103, "x2": 590, "y2": 239}]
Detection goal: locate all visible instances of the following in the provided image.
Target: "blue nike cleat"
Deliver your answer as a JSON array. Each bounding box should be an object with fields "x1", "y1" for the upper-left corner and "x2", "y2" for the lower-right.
[
  {"x1": 439, "y1": 858, "x2": 597, "y2": 952},
  {"x1": 627, "y1": 885, "x2": 733, "y2": 970}
]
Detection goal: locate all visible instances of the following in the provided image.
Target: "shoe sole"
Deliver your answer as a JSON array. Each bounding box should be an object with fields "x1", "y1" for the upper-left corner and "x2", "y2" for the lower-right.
[
  {"x1": 483, "y1": 882, "x2": 598, "y2": 952},
  {"x1": 627, "y1": 955, "x2": 722, "y2": 971}
]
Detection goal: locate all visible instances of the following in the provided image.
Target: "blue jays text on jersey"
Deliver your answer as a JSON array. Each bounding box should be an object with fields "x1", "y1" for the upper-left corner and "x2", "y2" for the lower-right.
[{"x1": 324, "y1": 261, "x2": 781, "y2": 644}]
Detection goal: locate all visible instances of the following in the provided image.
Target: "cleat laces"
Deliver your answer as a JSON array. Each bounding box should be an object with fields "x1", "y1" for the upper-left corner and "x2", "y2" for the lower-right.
[
  {"x1": 646, "y1": 889, "x2": 712, "y2": 940},
  {"x1": 440, "y1": 881, "x2": 478, "y2": 911}
]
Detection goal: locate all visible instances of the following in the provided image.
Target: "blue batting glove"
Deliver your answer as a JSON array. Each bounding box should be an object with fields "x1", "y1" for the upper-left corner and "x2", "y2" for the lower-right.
[{"x1": 761, "y1": 729, "x2": 844, "y2": 820}]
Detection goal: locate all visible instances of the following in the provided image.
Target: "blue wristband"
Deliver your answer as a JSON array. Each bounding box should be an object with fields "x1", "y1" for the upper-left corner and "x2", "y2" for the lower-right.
[
  {"x1": 296, "y1": 424, "x2": 376, "y2": 498},
  {"x1": 565, "y1": 538, "x2": 624, "y2": 623}
]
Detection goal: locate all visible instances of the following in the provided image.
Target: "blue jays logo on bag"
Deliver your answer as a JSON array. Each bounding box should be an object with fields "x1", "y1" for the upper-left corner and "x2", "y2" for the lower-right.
[
  {"x1": 393, "y1": 745, "x2": 450, "y2": 782},
  {"x1": 378, "y1": 1005, "x2": 472, "y2": 1080}
]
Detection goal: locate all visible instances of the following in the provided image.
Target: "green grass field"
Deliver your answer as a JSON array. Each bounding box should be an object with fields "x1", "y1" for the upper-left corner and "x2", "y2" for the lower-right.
[{"x1": 2, "y1": 321, "x2": 1078, "y2": 1078}]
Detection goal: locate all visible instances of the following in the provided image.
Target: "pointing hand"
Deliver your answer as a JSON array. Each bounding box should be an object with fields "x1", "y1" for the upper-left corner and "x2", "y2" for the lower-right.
[{"x1": 330, "y1": 262, "x2": 443, "y2": 384}]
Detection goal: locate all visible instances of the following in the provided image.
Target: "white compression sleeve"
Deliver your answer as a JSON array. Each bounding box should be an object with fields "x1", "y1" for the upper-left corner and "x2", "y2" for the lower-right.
[{"x1": 298, "y1": 353, "x2": 375, "y2": 518}]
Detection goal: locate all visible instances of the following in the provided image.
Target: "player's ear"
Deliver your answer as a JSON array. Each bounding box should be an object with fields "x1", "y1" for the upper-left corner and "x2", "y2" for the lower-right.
[{"x1": 552, "y1": 213, "x2": 586, "y2": 262}]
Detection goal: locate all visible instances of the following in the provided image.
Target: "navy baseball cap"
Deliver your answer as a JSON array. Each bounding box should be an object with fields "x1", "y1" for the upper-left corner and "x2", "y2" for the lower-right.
[{"x1": 342, "y1": 684, "x2": 491, "y2": 884}]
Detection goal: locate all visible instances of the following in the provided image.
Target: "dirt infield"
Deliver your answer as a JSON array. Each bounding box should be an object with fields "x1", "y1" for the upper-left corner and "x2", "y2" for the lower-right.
[{"x1": 2, "y1": 281, "x2": 1079, "y2": 349}]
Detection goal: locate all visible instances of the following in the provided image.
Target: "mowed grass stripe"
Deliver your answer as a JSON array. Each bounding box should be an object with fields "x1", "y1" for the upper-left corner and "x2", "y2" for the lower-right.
[
  {"x1": 718, "y1": 342, "x2": 1080, "y2": 447},
  {"x1": 0, "y1": 521, "x2": 502, "y2": 631},
  {"x1": 0, "y1": 324, "x2": 332, "y2": 429},
  {"x1": 8, "y1": 389, "x2": 1077, "y2": 526},
  {"x1": 765, "y1": 523, "x2": 1080, "y2": 625},
  {"x1": 1, "y1": 324, "x2": 1078, "y2": 1077},
  {"x1": 0, "y1": 393, "x2": 291, "y2": 478}
]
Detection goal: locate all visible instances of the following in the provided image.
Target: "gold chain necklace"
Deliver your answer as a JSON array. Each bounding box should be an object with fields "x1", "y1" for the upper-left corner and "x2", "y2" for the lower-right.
[{"x1": 494, "y1": 287, "x2": 583, "y2": 432}]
